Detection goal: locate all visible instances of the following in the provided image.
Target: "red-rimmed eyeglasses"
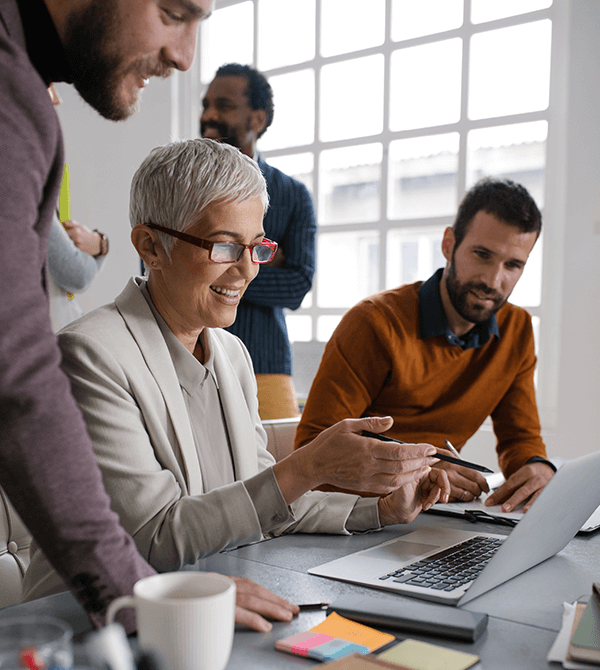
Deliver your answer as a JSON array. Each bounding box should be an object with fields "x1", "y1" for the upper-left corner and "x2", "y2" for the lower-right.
[{"x1": 145, "y1": 223, "x2": 278, "y2": 264}]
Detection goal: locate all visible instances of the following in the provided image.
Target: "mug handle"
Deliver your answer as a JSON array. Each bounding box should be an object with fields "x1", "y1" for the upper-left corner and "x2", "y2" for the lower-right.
[{"x1": 106, "y1": 595, "x2": 136, "y2": 625}]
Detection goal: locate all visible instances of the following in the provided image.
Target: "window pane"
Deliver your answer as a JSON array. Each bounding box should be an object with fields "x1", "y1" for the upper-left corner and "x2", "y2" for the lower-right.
[
  {"x1": 321, "y1": 0, "x2": 385, "y2": 57},
  {"x1": 199, "y1": 2, "x2": 253, "y2": 84},
  {"x1": 390, "y1": 39, "x2": 462, "y2": 131},
  {"x1": 258, "y1": 0, "x2": 316, "y2": 70},
  {"x1": 391, "y1": 0, "x2": 464, "y2": 42},
  {"x1": 286, "y1": 315, "x2": 312, "y2": 342},
  {"x1": 320, "y1": 144, "x2": 382, "y2": 224},
  {"x1": 468, "y1": 20, "x2": 552, "y2": 120},
  {"x1": 258, "y1": 70, "x2": 315, "y2": 152},
  {"x1": 320, "y1": 55, "x2": 384, "y2": 142},
  {"x1": 467, "y1": 121, "x2": 547, "y2": 207},
  {"x1": 300, "y1": 291, "x2": 313, "y2": 309},
  {"x1": 317, "y1": 315, "x2": 343, "y2": 342},
  {"x1": 471, "y1": 0, "x2": 552, "y2": 24},
  {"x1": 386, "y1": 227, "x2": 445, "y2": 288},
  {"x1": 388, "y1": 133, "x2": 459, "y2": 220},
  {"x1": 317, "y1": 231, "x2": 379, "y2": 308},
  {"x1": 265, "y1": 153, "x2": 314, "y2": 196},
  {"x1": 509, "y1": 233, "x2": 542, "y2": 308}
]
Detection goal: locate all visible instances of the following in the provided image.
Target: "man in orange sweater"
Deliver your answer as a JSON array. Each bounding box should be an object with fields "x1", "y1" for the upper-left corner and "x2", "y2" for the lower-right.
[{"x1": 295, "y1": 178, "x2": 554, "y2": 515}]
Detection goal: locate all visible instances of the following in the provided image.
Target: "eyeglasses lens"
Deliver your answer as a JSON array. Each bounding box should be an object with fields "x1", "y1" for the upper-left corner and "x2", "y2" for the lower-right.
[
  {"x1": 209, "y1": 243, "x2": 237, "y2": 262},
  {"x1": 210, "y1": 242, "x2": 274, "y2": 263},
  {"x1": 252, "y1": 245, "x2": 274, "y2": 263}
]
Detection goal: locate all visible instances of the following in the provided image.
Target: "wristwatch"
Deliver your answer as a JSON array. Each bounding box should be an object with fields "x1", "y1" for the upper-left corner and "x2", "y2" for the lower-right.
[{"x1": 93, "y1": 230, "x2": 109, "y2": 257}]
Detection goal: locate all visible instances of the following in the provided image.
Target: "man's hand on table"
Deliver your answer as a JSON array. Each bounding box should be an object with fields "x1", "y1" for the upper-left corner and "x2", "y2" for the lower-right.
[
  {"x1": 485, "y1": 461, "x2": 554, "y2": 513},
  {"x1": 432, "y1": 447, "x2": 490, "y2": 502},
  {"x1": 231, "y1": 577, "x2": 299, "y2": 632},
  {"x1": 378, "y1": 465, "x2": 451, "y2": 526}
]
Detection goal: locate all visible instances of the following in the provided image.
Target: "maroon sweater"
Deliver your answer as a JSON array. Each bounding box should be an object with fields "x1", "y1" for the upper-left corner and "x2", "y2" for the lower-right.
[{"x1": 0, "y1": 0, "x2": 153, "y2": 628}]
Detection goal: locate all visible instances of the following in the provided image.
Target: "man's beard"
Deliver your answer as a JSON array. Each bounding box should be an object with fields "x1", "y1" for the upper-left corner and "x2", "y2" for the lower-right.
[
  {"x1": 200, "y1": 118, "x2": 252, "y2": 150},
  {"x1": 63, "y1": 1, "x2": 170, "y2": 121},
  {"x1": 445, "y1": 254, "x2": 507, "y2": 325}
]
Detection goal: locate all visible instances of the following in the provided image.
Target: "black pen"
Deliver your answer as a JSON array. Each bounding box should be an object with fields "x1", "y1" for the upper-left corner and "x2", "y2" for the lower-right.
[
  {"x1": 297, "y1": 603, "x2": 328, "y2": 611},
  {"x1": 362, "y1": 430, "x2": 494, "y2": 474}
]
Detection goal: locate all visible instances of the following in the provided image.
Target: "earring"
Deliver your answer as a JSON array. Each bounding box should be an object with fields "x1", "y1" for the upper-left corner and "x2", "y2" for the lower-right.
[{"x1": 151, "y1": 261, "x2": 158, "y2": 267}]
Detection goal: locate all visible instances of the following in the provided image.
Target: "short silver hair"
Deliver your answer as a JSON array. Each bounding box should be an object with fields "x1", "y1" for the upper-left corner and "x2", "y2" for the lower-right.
[{"x1": 130, "y1": 138, "x2": 269, "y2": 256}]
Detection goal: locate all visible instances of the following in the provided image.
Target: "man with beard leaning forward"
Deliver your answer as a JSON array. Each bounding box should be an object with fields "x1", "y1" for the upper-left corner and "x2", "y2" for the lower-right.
[{"x1": 295, "y1": 178, "x2": 555, "y2": 514}]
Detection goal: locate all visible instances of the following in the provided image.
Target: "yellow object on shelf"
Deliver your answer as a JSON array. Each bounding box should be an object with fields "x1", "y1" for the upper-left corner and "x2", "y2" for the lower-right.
[{"x1": 59, "y1": 164, "x2": 70, "y2": 223}]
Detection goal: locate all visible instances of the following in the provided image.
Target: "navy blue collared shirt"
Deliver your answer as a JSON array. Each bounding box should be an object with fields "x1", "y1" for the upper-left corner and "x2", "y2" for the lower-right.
[
  {"x1": 418, "y1": 268, "x2": 500, "y2": 350},
  {"x1": 418, "y1": 269, "x2": 556, "y2": 472}
]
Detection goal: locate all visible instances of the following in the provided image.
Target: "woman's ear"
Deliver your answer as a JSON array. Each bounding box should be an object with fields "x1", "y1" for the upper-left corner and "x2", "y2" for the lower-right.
[{"x1": 131, "y1": 225, "x2": 167, "y2": 270}]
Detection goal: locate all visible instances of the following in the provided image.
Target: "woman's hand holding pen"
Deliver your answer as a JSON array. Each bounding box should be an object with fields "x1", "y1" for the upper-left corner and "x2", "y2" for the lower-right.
[
  {"x1": 432, "y1": 446, "x2": 490, "y2": 502},
  {"x1": 278, "y1": 416, "x2": 444, "y2": 501}
]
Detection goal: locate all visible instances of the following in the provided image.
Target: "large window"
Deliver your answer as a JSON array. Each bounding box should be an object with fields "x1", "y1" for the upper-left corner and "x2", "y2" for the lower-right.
[{"x1": 198, "y1": 0, "x2": 554, "y2": 392}]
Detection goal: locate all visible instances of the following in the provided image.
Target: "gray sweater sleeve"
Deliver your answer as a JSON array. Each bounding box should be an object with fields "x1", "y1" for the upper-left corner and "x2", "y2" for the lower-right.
[{"x1": 47, "y1": 214, "x2": 104, "y2": 293}]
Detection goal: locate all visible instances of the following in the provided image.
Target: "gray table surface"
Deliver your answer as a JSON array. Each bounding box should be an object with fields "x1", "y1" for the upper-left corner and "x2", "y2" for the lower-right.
[{"x1": 2, "y1": 513, "x2": 598, "y2": 669}]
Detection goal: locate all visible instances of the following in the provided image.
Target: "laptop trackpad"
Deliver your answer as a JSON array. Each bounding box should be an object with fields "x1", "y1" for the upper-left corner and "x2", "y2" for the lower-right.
[{"x1": 368, "y1": 540, "x2": 441, "y2": 563}]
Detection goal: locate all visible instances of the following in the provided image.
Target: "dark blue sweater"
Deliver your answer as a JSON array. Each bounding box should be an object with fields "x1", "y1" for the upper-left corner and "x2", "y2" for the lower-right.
[{"x1": 225, "y1": 156, "x2": 316, "y2": 375}]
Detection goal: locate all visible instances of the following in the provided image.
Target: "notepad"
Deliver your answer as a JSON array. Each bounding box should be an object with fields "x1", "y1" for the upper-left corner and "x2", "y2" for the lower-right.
[
  {"x1": 317, "y1": 653, "x2": 411, "y2": 669},
  {"x1": 378, "y1": 639, "x2": 479, "y2": 670},
  {"x1": 568, "y1": 592, "x2": 600, "y2": 664},
  {"x1": 276, "y1": 612, "x2": 395, "y2": 662},
  {"x1": 311, "y1": 612, "x2": 396, "y2": 651}
]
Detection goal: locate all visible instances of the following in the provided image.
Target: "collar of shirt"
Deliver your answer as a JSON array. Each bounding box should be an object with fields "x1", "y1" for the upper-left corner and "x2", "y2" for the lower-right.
[
  {"x1": 139, "y1": 281, "x2": 219, "y2": 395},
  {"x1": 418, "y1": 268, "x2": 500, "y2": 350},
  {"x1": 16, "y1": 0, "x2": 72, "y2": 86}
]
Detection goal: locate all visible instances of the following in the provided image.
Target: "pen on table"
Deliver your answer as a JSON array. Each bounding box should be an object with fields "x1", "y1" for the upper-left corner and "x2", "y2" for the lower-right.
[
  {"x1": 362, "y1": 430, "x2": 493, "y2": 474},
  {"x1": 298, "y1": 603, "x2": 328, "y2": 611}
]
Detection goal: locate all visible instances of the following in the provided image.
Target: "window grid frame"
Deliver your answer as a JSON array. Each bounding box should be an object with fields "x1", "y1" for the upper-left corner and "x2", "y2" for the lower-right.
[{"x1": 196, "y1": 0, "x2": 558, "y2": 424}]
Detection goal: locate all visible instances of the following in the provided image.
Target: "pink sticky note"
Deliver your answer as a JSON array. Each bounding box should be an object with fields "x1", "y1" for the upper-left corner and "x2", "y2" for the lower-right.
[
  {"x1": 275, "y1": 631, "x2": 334, "y2": 656},
  {"x1": 292, "y1": 634, "x2": 335, "y2": 656}
]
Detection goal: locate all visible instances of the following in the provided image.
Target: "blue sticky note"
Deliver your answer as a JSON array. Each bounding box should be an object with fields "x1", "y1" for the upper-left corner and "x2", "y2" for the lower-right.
[{"x1": 308, "y1": 637, "x2": 370, "y2": 661}]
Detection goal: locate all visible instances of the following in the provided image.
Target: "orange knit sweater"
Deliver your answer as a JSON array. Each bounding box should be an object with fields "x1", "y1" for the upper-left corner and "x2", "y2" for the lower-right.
[{"x1": 294, "y1": 280, "x2": 546, "y2": 493}]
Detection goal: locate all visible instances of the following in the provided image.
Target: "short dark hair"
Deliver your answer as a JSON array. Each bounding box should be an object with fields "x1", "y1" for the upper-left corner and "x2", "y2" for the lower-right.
[
  {"x1": 453, "y1": 178, "x2": 542, "y2": 248},
  {"x1": 215, "y1": 63, "x2": 274, "y2": 138}
]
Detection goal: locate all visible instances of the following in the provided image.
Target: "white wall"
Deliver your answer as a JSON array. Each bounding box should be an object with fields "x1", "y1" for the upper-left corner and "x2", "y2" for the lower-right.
[
  {"x1": 53, "y1": 75, "x2": 177, "y2": 314},
  {"x1": 53, "y1": 0, "x2": 600, "y2": 466},
  {"x1": 549, "y1": 0, "x2": 600, "y2": 459}
]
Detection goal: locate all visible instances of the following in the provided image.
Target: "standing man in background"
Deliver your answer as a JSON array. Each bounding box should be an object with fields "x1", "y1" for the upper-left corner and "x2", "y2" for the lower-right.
[
  {"x1": 201, "y1": 63, "x2": 317, "y2": 419},
  {"x1": 0, "y1": 0, "x2": 301, "y2": 633}
]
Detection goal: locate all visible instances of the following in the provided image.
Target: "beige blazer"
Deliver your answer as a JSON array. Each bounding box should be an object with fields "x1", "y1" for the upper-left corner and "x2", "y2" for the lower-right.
[{"x1": 23, "y1": 278, "x2": 360, "y2": 601}]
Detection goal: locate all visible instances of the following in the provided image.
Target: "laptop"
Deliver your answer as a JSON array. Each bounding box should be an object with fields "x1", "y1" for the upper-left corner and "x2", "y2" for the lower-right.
[{"x1": 309, "y1": 449, "x2": 600, "y2": 606}]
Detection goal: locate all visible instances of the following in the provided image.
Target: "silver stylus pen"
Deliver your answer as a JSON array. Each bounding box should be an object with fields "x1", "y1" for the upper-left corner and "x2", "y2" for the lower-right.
[{"x1": 445, "y1": 439, "x2": 462, "y2": 460}]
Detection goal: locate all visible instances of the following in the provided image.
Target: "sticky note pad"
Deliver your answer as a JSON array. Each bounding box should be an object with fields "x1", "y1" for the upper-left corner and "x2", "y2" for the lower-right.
[
  {"x1": 275, "y1": 631, "x2": 333, "y2": 655},
  {"x1": 310, "y1": 612, "x2": 395, "y2": 652},
  {"x1": 310, "y1": 653, "x2": 412, "y2": 669},
  {"x1": 378, "y1": 639, "x2": 479, "y2": 670},
  {"x1": 276, "y1": 631, "x2": 369, "y2": 662},
  {"x1": 308, "y1": 638, "x2": 370, "y2": 662}
]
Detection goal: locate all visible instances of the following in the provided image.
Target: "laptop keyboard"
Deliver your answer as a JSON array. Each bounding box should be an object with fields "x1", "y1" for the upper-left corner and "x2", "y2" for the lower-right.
[{"x1": 378, "y1": 535, "x2": 505, "y2": 592}]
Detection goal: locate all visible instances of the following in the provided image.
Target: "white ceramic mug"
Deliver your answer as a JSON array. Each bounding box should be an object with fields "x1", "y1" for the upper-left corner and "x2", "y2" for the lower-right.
[{"x1": 106, "y1": 572, "x2": 236, "y2": 670}]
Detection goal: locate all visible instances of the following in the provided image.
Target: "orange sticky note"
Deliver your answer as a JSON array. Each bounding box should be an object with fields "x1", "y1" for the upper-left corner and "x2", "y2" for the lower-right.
[{"x1": 310, "y1": 612, "x2": 395, "y2": 652}]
